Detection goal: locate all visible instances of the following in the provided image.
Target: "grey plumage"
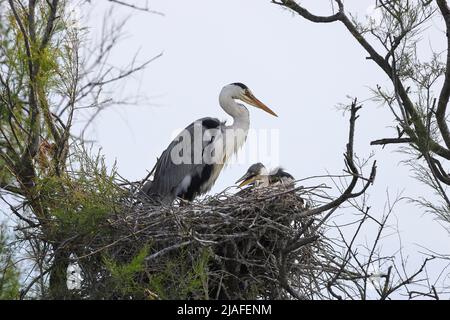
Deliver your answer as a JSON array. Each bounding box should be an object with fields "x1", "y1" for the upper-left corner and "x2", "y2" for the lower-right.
[
  {"x1": 236, "y1": 163, "x2": 295, "y2": 189},
  {"x1": 269, "y1": 167, "x2": 295, "y2": 185},
  {"x1": 144, "y1": 117, "x2": 224, "y2": 204},
  {"x1": 235, "y1": 162, "x2": 269, "y2": 187},
  {"x1": 246, "y1": 163, "x2": 266, "y2": 176}
]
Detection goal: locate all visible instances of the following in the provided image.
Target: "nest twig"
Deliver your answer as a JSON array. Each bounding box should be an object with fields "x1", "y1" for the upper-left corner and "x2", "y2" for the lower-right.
[{"x1": 69, "y1": 183, "x2": 333, "y2": 299}]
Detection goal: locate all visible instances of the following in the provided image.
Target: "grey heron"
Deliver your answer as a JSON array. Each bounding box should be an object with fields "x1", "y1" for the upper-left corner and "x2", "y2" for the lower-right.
[
  {"x1": 143, "y1": 83, "x2": 277, "y2": 204},
  {"x1": 235, "y1": 163, "x2": 295, "y2": 188}
]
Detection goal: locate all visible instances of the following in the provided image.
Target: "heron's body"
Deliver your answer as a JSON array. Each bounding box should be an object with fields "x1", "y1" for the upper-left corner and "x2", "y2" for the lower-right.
[
  {"x1": 143, "y1": 83, "x2": 277, "y2": 204},
  {"x1": 269, "y1": 167, "x2": 295, "y2": 186}
]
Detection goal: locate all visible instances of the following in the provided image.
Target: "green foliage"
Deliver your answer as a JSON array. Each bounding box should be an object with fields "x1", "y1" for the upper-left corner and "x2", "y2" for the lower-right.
[
  {"x1": 0, "y1": 225, "x2": 20, "y2": 300},
  {"x1": 36, "y1": 145, "x2": 123, "y2": 237},
  {"x1": 98, "y1": 246, "x2": 212, "y2": 300},
  {"x1": 103, "y1": 246, "x2": 150, "y2": 298},
  {"x1": 0, "y1": 1, "x2": 78, "y2": 171},
  {"x1": 0, "y1": 0, "x2": 159, "y2": 300},
  {"x1": 148, "y1": 248, "x2": 211, "y2": 300},
  {"x1": 0, "y1": 158, "x2": 14, "y2": 189}
]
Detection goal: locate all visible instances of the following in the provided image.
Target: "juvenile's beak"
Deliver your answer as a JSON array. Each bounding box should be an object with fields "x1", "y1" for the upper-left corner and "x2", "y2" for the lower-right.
[
  {"x1": 235, "y1": 172, "x2": 255, "y2": 187},
  {"x1": 235, "y1": 172, "x2": 256, "y2": 188},
  {"x1": 241, "y1": 91, "x2": 278, "y2": 117}
]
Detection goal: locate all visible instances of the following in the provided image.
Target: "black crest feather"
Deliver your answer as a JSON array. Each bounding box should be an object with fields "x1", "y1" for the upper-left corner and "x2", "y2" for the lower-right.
[{"x1": 231, "y1": 82, "x2": 248, "y2": 90}]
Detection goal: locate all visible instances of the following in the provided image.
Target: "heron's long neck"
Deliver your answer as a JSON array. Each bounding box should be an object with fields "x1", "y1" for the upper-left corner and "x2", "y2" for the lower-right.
[
  {"x1": 219, "y1": 94, "x2": 250, "y2": 159},
  {"x1": 230, "y1": 108, "x2": 250, "y2": 133},
  {"x1": 219, "y1": 95, "x2": 250, "y2": 133}
]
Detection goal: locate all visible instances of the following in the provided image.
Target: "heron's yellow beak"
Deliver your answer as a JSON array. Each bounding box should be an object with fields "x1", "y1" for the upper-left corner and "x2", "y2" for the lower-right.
[
  {"x1": 241, "y1": 91, "x2": 278, "y2": 117},
  {"x1": 238, "y1": 176, "x2": 257, "y2": 188}
]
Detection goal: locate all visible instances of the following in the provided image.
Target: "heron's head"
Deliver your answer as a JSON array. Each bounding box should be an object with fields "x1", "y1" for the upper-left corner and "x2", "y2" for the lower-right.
[
  {"x1": 222, "y1": 83, "x2": 278, "y2": 117},
  {"x1": 235, "y1": 162, "x2": 269, "y2": 187}
]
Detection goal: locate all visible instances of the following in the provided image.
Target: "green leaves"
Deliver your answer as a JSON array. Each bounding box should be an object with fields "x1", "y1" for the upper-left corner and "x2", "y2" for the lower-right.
[
  {"x1": 0, "y1": 225, "x2": 20, "y2": 300},
  {"x1": 103, "y1": 246, "x2": 150, "y2": 298},
  {"x1": 37, "y1": 144, "x2": 122, "y2": 237},
  {"x1": 100, "y1": 246, "x2": 212, "y2": 300},
  {"x1": 147, "y1": 248, "x2": 211, "y2": 300}
]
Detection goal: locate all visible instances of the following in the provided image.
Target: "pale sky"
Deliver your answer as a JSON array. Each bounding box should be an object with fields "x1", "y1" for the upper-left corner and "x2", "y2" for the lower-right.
[{"x1": 48, "y1": 0, "x2": 450, "y2": 296}]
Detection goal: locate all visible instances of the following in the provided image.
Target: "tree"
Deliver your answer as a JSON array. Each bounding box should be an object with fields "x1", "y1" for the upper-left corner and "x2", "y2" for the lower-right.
[
  {"x1": 0, "y1": 0, "x2": 441, "y2": 300},
  {"x1": 0, "y1": 0, "x2": 159, "y2": 298},
  {"x1": 0, "y1": 224, "x2": 19, "y2": 299},
  {"x1": 271, "y1": 0, "x2": 450, "y2": 226}
]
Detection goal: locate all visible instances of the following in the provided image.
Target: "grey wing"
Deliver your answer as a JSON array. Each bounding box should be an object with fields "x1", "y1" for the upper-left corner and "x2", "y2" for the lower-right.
[{"x1": 146, "y1": 117, "x2": 223, "y2": 202}]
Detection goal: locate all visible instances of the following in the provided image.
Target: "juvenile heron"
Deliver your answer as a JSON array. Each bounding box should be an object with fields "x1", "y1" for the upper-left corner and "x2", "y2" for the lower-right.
[
  {"x1": 143, "y1": 83, "x2": 277, "y2": 204},
  {"x1": 235, "y1": 163, "x2": 295, "y2": 188}
]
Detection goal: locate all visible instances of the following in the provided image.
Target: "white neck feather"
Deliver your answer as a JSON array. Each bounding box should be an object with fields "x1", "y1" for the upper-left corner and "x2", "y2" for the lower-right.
[
  {"x1": 219, "y1": 90, "x2": 250, "y2": 133},
  {"x1": 219, "y1": 89, "x2": 250, "y2": 160}
]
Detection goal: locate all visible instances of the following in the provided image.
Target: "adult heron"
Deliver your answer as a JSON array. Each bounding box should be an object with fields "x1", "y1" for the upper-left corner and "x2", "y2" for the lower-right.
[
  {"x1": 143, "y1": 83, "x2": 277, "y2": 204},
  {"x1": 235, "y1": 163, "x2": 295, "y2": 188}
]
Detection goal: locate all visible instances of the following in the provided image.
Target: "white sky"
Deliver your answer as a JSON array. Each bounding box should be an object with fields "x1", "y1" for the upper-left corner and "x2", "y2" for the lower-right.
[{"x1": 60, "y1": 0, "x2": 450, "y2": 296}]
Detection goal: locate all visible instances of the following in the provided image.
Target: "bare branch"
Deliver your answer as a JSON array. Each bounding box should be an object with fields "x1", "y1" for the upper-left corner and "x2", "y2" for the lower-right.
[
  {"x1": 107, "y1": 0, "x2": 164, "y2": 16},
  {"x1": 301, "y1": 100, "x2": 376, "y2": 217},
  {"x1": 371, "y1": 137, "x2": 413, "y2": 145},
  {"x1": 272, "y1": 0, "x2": 342, "y2": 23},
  {"x1": 435, "y1": 0, "x2": 450, "y2": 150}
]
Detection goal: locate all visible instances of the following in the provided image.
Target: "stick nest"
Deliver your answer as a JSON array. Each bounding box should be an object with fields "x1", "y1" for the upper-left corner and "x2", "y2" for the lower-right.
[{"x1": 73, "y1": 184, "x2": 327, "y2": 300}]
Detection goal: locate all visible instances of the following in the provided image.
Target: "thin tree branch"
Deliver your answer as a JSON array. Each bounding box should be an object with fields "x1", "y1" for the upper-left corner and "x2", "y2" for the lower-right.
[
  {"x1": 371, "y1": 137, "x2": 413, "y2": 145},
  {"x1": 435, "y1": 0, "x2": 450, "y2": 150},
  {"x1": 107, "y1": 0, "x2": 164, "y2": 16}
]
